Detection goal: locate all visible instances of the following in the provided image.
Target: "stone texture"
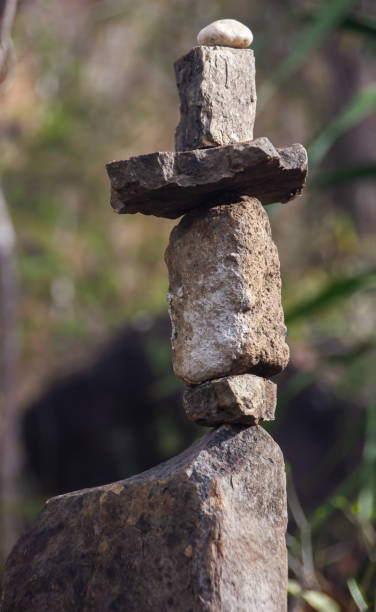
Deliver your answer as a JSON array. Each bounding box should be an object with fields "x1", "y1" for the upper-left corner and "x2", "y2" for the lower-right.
[
  {"x1": 175, "y1": 46, "x2": 256, "y2": 151},
  {"x1": 1, "y1": 425, "x2": 288, "y2": 612},
  {"x1": 197, "y1": 20, "x2": 253, "y2": 49},
  {"x1": 107, "y1": 137, "x2": 308, "y2": 219},
  {"x1": 165, "y1": 198, "x2": 289, "y2": 385},
  {"x1": 184, "y1": 374, "x2": 277, "y2": 426}
]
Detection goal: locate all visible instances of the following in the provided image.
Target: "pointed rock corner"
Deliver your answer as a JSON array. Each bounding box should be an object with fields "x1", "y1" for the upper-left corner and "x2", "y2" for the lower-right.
[{"x1": 2, "y1": 425, "x2": 288, "y2": 612}]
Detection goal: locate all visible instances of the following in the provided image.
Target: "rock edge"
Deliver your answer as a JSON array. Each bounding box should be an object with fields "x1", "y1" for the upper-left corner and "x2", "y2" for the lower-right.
[
  {"x1": 183, "y1": 374, "x2": 276, "y2": 426},
  {"x1": 1, "y1": 425, "x2": 288, "y2": 612},
  {"x1": 107, "y1": 137, "x2": 307, "y2": 219},
  {"x1": 175, "y1": 46, "x2": 256, "y2": 150}
]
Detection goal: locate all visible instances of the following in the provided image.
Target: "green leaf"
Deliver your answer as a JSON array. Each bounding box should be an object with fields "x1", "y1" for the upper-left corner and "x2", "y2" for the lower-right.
[
  {"x1": 301, "y1": 12, "x2": 376, "y2": 39},
  {"x1": 357, "y1": 488, "x2": 374, "y2": 523},
  {"x1": 358, "y1": 401, "x2": 376, "y2": 521},
  {"x1": 309, "y1": 84, "x2": 376, "y2": 166},
  {"x1": 340, "y1": 15, "x2": 376, "y2": 38},
  {"x1": 259, "y1": 0, "x2": 356, "y2": 107},
  {"x1": 303, "y1": 590, "x2": 341, "y2": 612},
  {"x1": 310, "y1": 467, "x2": 361, "y2": 533},
  {"x1": 347, "y1": 578, "x2": 369, "y2": 611},
  {"x1": 310, "y1": 165, "x2": 376, "y2": 188},
  {"x1": 285, "y1": 270, "x2": 376, "y2": 324},
  {"x1": 288, "y1": 579, "x2": 302, "y2": 596}
]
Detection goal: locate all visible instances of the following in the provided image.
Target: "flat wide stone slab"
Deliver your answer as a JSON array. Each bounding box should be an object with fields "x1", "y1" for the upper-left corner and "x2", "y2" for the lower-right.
[
  {"x1": 184, "y1": 374, "x2": 276, "y2": 426},
  {"x1": 2, "y1": 426, "x2": 288, "y2": 612},
  {"x1": 107, "y1": 137, "x2": 307, "y2": 219}
]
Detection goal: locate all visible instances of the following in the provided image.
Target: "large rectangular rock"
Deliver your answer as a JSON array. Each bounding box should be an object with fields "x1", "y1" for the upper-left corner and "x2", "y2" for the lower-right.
[
  {"x1": 174, "y1": 46, "x2": 256, "y2": 151},
  {"x1": 107, "y1": 137, "x2": 308, "y2": 219},
  {"x1": 1, "y1": 425, "x2": 288, "y2": 612},
  {"x1": 184, "y1": 374, "x2": 277, "y2": 426},
  {"x1": 165, "y1": 197, "x2": 289, "y2": 385}
]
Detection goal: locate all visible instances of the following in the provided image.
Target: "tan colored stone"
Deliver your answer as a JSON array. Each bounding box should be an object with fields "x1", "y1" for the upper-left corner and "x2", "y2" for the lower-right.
[
  {"x1": 165, "y1": 197, "x2": 289, "y2": 385},
  {"x1": 184, "y1": 374, "x2": 276, "y2": 426},
  {"x1": 1, "y1": 425, "x2": 288, "y2": 612},
  {"x1": 197, "y1": 19, "x2": 253, "y2": 49},
  {"x1": 175, "y1": 45, "x2": 256, "y2": 150}
]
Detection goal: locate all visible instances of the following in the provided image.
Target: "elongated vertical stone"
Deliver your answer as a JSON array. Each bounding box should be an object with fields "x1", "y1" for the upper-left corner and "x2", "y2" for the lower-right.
[
  {"x1": 175, "y1": 46, "x2": 256, "y2": 151},
  {"x1": 165, "y1": 197, "x2": 289, "y2": 385}
]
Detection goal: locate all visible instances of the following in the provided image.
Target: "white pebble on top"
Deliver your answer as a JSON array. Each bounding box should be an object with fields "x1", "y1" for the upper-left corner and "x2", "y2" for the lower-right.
[{"x1": 197, "y1": 19, "x2": 253, "y2": 49}]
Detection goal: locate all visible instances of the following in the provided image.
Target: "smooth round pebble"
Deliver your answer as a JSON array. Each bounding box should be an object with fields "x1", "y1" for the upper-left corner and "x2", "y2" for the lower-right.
[{"x1": 197, "y1": 19, "x2": 253, "y2": 49}]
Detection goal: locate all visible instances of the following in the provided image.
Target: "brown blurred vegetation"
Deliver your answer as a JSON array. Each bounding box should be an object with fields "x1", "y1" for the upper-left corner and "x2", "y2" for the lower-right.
[{"x1": 0, "y1": 0, "x2": 376, "y2": 609}]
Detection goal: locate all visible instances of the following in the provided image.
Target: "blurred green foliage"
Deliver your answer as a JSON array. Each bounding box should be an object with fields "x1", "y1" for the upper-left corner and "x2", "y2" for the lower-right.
[{"x1": 0, "y1": 0, "x2": 375, "y2": 607}]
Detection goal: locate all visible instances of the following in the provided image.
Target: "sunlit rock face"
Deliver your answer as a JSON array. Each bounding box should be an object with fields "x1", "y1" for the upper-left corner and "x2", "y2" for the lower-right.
[
  {"x1": 183, "y1": 373, "x2": 277, "y2": 426},
  {"x1": 165, "y1": 198, "x2": 289, "y2": 385}
]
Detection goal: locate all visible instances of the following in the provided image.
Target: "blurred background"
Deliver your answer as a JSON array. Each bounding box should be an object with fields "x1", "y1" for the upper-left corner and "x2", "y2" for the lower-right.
[{"x1": 0, "y1": 0, "x2": 375, "y2": 609}]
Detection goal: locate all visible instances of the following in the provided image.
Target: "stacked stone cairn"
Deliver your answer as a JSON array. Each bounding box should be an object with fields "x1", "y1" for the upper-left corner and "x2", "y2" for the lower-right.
[{"x1": 1, "y1": 19, "x2": 307, "y2": 612}]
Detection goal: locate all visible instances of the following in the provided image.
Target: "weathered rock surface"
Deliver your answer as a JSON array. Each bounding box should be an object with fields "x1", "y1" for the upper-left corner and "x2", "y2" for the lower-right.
[
  {"x1": 1, "y1": 425, "x2": 288, "y2": 612},
  {"x1": 107, "y1": 137, "x2": 308, "y2": 218},
  {"x1": 184, "y1": 374, "x2": 276, "y2": 426},
  {"x1": 197, "y1": 19, "x2": 253, "y2": 49},
  {"x1": 165, "y1": 198, "x2": 289, "y2": 385},
  {"x1": 175, "y1": 46, "x2": 256, "y2": 151}
]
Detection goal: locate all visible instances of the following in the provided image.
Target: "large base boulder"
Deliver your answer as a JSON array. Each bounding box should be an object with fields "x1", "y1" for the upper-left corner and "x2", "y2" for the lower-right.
[{"x1": 1, "y1": 425, "x2": 287, "y2": 612}]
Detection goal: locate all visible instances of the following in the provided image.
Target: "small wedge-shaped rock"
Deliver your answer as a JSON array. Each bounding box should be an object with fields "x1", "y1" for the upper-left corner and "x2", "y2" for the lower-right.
[
  {"x1": 107, "y1": 137, "x2": 307, "y2": 219},
  {"x1": 197, "y1": 19, "x2": 253, "y2": 49},
  {"x1": 175, "y1": 46, "x2": 256, "y2": 150},
  {"x1": 184, "y1": 374, "x2": 276, "y2": 426},
  {"x1": 165, "y1": 198, "x2": 289, "y2": 385},
  {"x1": 1, "y1": 425, "x2": 288, "y2": 612}
]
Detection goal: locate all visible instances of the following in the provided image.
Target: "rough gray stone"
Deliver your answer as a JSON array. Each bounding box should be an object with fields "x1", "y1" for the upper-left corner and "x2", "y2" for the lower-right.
[
  {"x1": 1, "y1": 425, "x2": 288, "y2": 612},
  {"x1": 107, "y1": 137, "x2": 308, "y2": 219},
  {"x1": 175, "y1": 46, "x2": 256, "y2": 151},
  {"x1": 184, "y1": 374, "x2": 276, "y2": 426},
  {"x1": 165, "y1": 198, "x2": 289, "y2": 385}
]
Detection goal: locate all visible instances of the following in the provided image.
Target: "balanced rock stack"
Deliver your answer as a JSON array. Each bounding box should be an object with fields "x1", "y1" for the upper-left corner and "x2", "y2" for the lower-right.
[{"x1": 1, "y1": 20, "x2": 307, "y2": 612}]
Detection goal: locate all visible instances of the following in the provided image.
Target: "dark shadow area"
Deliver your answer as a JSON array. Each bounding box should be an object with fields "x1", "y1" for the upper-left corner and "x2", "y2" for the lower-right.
[
  {"x1": 22, "y1": 316, "x2": 363, "y2": 513},
  {"x1": 23, "y1": 316, "x2": 200, "y2": 496}
]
